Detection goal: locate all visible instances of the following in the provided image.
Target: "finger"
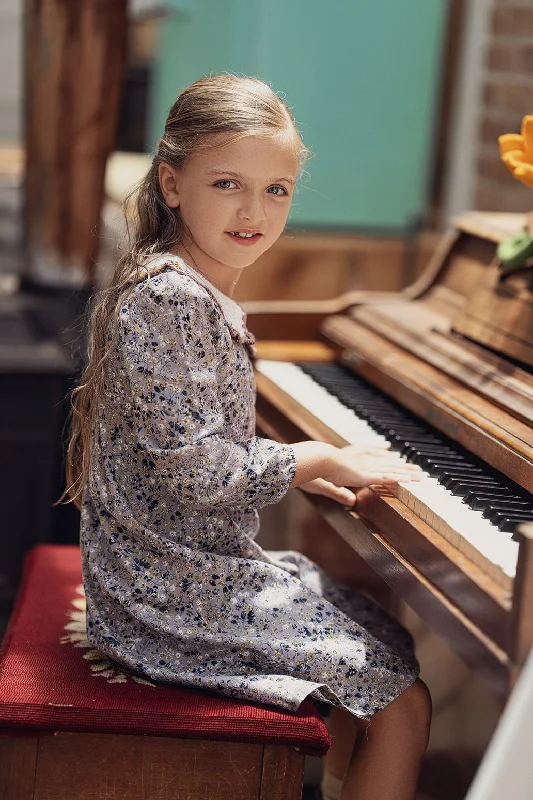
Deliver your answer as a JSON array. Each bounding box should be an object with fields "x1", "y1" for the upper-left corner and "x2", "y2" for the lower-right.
[
  {"x1": 369, "y1": 462, "x2": 422, "y2": 474},
  {"x1": 348, "y1": 445, "x2": 391, "y2": 456},
  {"x1": 357, "y1": 468, "x2": 422, "y2": 485},
  {"x1": 337, "y1": 487, "x2": 357, "y2": 506},
  {"x1": 321, "y1": 483, "x2": 358, "y2": 506},
  {"x1": 362, "y1": 446, "x2": 391, "y2": 456},
  {"x1": 376, "y1": 471, "x2": 423, "y2": 484},
  {"x1": 362, "y1": 455, "x2": 409, "y2": 468}
]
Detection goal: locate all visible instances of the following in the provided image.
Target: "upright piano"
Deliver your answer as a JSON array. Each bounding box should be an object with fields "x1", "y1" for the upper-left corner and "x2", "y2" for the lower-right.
[{"x1": 246, "y1": 212, "x2": 533, "y2": 700}]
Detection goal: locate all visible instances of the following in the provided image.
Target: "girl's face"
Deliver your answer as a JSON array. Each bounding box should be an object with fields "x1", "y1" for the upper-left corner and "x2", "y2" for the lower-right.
[{"x1": 159, "y1": 133, "x2": 299, "y2": 293}]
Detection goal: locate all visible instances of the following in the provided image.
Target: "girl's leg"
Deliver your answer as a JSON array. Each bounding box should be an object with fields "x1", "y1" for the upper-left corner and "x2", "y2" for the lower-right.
[
  {"x1": 322, "y1": 706, "x2": 358, "y2": 799},
  {"x1": 341, "y1": 678, "x2": 432, "y2": 800}
]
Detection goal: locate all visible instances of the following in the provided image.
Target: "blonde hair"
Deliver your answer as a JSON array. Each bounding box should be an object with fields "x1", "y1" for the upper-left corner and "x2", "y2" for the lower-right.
[{"x1": 62, "y1": 74, "x2": 307, "y2": 508}]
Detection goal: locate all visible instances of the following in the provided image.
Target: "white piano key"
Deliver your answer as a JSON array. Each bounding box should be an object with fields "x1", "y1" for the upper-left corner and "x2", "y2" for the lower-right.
[
  {"x1": 256, "y1": 359, "x2": 520, "y2": 584},
  {"x1": 256, "y1": 360, "x2": 388, "y2": 447}
]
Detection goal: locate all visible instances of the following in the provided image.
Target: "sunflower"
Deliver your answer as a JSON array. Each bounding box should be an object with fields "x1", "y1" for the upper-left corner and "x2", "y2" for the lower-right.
[{"x1": 499, "y1": 114, "x2": 533, "y2": 189}]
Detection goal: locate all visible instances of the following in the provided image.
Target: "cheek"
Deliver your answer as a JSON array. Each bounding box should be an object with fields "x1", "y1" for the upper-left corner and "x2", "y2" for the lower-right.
[
  {"x1": 180, "y1": 196, "x2": 218, "y2": 234},
  {"x1": 271, "y1": 202, "x2": 292, "y2": 232}
]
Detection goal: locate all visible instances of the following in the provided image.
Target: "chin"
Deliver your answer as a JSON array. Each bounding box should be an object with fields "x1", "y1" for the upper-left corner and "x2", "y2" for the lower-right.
[{"x1": 222, "y1": 252, "x2": 263, "y2": 269}]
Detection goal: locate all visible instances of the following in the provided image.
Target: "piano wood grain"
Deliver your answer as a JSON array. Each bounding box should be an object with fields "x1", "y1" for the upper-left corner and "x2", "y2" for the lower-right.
[{"x1": 351, "y1": 303, "x2": 533, "y2": 426}]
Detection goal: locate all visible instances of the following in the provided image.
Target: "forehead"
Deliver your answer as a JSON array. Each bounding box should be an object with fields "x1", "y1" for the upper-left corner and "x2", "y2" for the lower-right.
[{"x1": 185, "y1": 133, "x2": 300, "y2": 179}]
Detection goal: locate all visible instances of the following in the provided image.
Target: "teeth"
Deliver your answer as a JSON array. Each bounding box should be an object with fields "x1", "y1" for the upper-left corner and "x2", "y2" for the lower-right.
[{"x1": 232, "y1": 232, "x2": 255, "y2": 238}]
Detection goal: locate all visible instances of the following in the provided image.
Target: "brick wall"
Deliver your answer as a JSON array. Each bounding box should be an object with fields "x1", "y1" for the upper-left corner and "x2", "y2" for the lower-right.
[{"x1": 476, "y1": 1, "x2": 533, "y2": 211}]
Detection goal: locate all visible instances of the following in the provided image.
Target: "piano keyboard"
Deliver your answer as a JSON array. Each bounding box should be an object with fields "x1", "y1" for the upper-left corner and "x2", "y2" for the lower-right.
[{"x1": 255, "y1": 359, "x2": 533, "y2": 586}]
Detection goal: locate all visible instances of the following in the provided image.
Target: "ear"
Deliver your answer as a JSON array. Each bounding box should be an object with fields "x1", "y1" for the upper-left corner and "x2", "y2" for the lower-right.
[{"x1": 158, "y1": 163, "x2": 180, "y2": 208}]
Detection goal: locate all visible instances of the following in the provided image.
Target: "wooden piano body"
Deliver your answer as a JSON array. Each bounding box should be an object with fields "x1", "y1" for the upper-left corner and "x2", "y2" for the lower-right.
[{"x1": 246, "y1": 212, "x2": 533, "y2": 701}]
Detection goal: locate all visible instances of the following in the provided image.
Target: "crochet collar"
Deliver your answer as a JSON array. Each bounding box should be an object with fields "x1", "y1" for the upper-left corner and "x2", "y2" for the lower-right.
[{"x1": 145, "y1": 253, "x2": 255, "y2": 346}]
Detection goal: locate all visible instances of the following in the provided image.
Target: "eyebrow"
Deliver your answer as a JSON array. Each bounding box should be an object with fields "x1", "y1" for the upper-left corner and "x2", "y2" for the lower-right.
[{"x1": 207, "y1": 168, "x2": 295, "y2": 185}]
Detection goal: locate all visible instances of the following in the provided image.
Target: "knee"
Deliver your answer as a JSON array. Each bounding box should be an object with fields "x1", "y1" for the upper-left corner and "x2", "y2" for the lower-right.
[
  {"x1": 371, "y1": 678, "x2": 431, "y2": 750},
  {"x1": 395, "y1": 678, "x2": 432, "y2": 744},
  {"x1": 404, "y1": 678, "x2": 432, "y2": 718}
]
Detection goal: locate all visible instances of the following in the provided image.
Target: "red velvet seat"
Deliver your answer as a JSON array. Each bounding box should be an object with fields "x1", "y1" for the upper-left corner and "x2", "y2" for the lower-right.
[{"x1": 0, "y1": 544, "x2": 330, "y2": 800}]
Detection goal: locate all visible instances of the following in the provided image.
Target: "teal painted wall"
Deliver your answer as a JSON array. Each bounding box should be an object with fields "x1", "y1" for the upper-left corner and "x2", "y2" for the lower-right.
[{"x1": 151, "y1": 0, "x2": 446, "y2": 231}]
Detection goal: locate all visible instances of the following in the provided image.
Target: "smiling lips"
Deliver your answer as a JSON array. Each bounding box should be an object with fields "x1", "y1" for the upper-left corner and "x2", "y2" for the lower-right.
[{"x1": 226, "y1": 230, "x2": 263, "y2": 246}]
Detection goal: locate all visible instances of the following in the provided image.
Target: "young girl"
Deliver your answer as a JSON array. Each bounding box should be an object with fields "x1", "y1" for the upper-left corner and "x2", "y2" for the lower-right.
[{"x1": 66, "y1": 75, "x2": 431, "y2": 800}]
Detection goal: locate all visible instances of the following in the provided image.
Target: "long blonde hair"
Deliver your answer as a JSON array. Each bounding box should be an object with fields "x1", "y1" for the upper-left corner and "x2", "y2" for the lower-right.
[{"x1": 63, "y1": 74, "x2": 307, "y2": 508}]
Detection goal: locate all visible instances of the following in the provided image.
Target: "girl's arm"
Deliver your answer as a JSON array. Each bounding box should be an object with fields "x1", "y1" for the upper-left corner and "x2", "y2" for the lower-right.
[{"x1": 119, "y1": 279, "x2": 296, "y2": 513}]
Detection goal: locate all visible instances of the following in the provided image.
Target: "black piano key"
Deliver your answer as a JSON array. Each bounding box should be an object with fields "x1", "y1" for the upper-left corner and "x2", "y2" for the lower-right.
[
  {"x1": 492, "y1": 509, "x2": 533, "y2": 525},
  {"x1": 485, "y1": 504, "x2": 533, "y2": 523},
  {"x1": 428, "y1": 464, "x2": 484, "y2": 480},
  {"x1": 407, "y1": 451, "x2": 459, "y2": 465},
  {"x1": 443, "y1": 475, "x2": 500, "y2": 488},
  {"x1": 446, "y1": 480, "x2": 501, "y2": 497},
  {"x1": 389, "y1": 433, "x2": 438, "y2": 446},
  {"x1": 468, "y1": 494, "x2": 527, "y2": 511},
  {"x1": 463, "y1": 488, "x2": 521, "y2": 504},
  {"x1": 483, "y1": 498, "x2": 533, "y2": 510},
  {"x1": 400, "y1": 441, "x2": 448, "y2": 457},
  {"x1": 369, "y1": 415, "x2": 412, "y2": 426},
  {"x1": 498, "y1": 516, "x2": 533, "y2": 533},
  {"x1": 414, "y1": 454, "x2": 471, "y2": 469},
  {"x1": 406, "y1": 441, "x2": 463, "y2": 456},
  {"x1": 400, "y1": 437, "x2": 446, "y2": 448},
  {"x1": 403, "y1": 443, "x2": 457, "y2": 455}
]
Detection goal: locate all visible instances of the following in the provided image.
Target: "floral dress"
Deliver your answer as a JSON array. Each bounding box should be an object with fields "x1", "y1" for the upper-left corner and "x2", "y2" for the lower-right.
[{"x1": 80, "y1": 254, "x2": 419, "y2": 719}]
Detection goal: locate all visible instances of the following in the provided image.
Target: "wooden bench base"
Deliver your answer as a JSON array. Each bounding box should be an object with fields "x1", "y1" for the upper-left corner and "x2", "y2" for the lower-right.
[{"x1": 0, "y1": 732, "x2": 304, "y2": 800}]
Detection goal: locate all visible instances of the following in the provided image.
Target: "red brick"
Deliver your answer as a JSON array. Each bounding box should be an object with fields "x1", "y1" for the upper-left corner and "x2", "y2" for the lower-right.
[
  {"x1": 483, "y1": 79, "x2": 503, "y2": 109},
  {"x1": 492, "y1": 6, "x2": 533, "y2": 36},
  {"x1": 475, "y1": 177, "x2": 533, "y2": 213},
  {"x1": 477, "y1": 149, "x2": 512, "y2": 182},
  {"x1": 521, "y1": 43, "x2": 533, "y2": 72},
  {"x1": 487, "y1": 42, "x2": 517, "y2": 71},
  {"x1": 514, "y1": 7, "x2": 533, "y2": 35},
  {"x1": 492, "y1": 7, "x2": 515, "y2": 35},
  {"x1": 483, "y1": 78, "x2": 533, "y2": 114},
  {"x1": 480, "y1": 113, "x2": 524, "y2": 143}
]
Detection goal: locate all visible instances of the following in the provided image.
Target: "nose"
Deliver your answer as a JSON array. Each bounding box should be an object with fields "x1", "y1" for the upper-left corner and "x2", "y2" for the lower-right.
[{"x1": 238, "y1": 190, "x2": 266, "y2": 224}]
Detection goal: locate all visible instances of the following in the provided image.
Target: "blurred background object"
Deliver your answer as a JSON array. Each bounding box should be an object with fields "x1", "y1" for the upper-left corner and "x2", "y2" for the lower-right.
[{"x1": 153, "y1": 0, "x2": 445, "y2": 232}]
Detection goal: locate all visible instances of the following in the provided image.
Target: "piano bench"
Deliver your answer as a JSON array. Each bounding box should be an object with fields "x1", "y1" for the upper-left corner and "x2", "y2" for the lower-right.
[{"x1": 0, "y1": 545, "x2": 330, "y2": 800}]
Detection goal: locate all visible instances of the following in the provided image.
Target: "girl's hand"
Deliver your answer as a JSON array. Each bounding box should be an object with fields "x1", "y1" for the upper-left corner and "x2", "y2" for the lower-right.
[
  {"x1": 323, "y1": 445, "x2": 422, "y2": 488},
  {"x1": 299, "y1": 478, "x2": 357, "y2": 507}
]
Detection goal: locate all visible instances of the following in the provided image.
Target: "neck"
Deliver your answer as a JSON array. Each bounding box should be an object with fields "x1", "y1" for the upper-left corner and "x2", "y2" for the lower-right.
[{"x1": 171, "y1": 244, "x2": 242, "y2": 298}]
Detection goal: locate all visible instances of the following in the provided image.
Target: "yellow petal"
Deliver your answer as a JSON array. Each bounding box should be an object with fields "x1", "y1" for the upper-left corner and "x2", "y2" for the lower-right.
[
  {"x1": 520, "y1": 115, "x2": 533, "y2": 161},
  {"x1": 499, "y1": 133, "x2": 524, "y2": 156},
  {"x1": 514, "y1": 163, "x2": 533, "y2": 188},
  {"x1": 502, "y1": 150, "x2": 526, "y2": 169}
]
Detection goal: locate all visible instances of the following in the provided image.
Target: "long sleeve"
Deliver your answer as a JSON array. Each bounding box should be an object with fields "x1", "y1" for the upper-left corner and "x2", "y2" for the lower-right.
[{"x1": 116, "y1": 272, "x2": 296, "y2": 513}]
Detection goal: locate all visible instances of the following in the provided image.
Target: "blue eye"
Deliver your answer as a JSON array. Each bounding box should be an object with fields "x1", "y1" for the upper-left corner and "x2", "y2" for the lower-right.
[
  {"x1": 267, "y1": 185, "x2": 288, "y2": 196},
  {"x1": 214, "y1": 180, "x2": 237, "y2": 189}
]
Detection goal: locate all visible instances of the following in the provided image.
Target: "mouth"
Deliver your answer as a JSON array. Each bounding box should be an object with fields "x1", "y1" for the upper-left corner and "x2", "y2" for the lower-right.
[{"x1": 226, "y1": 230, "x2": 263, "y2": 245}]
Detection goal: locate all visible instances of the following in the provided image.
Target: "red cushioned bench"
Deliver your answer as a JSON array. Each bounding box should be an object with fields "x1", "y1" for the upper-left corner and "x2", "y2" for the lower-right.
[{"x1": 0, "y1": 545, "x2": 330, "y2": 800}]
